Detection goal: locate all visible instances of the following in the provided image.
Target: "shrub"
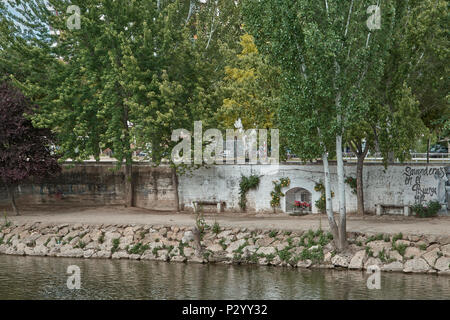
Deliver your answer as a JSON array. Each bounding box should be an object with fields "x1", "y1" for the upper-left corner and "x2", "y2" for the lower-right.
[
  {"x1": 127, "y1": 243, "x2": 150, "y2": 255},
  {"x1": 111, "y1": 238, "x2": 120, "y2": 253},
  {"x1": 412, "y1": 201, "x2": 441, "y2": 218},
  {"x1": 212, "y1": 222, "x2": 221, "y2": 234}
]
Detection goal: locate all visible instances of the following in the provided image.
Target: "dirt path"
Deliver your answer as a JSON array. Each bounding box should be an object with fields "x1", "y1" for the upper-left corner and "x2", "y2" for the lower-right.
[{"x1": 5, "y1": 205, "x2": 450, "y2": 236}]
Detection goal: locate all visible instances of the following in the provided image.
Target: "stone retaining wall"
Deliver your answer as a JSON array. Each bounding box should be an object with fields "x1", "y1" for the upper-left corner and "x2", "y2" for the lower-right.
[{"x1": 1, "y1": 221, "x2": 449, "y2": 275}]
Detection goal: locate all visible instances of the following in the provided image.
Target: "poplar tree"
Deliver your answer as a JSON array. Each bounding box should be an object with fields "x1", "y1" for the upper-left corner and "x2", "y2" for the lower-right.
[{"x1": 243, "y1": 0, "x2": 405, "y2": 249}]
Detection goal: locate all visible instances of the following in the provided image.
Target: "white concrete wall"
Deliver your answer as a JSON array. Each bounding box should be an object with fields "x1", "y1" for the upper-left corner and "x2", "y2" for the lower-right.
[{"x1": 179, "y1": 163, "x2": 450, "y2": 215}]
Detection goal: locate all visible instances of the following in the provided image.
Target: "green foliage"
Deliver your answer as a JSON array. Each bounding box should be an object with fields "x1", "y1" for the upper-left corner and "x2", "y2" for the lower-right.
[
  {"x1": 111, "y1": 238, "x2": 120, "y2": 254},
  {"x1": 392, "y1": 233, "x2": 403, "y2": 244},
  {"x1": 239, "y1": 175, "x2": 260, "y2": 210},
  {"x1": 412, "y1": 201, "x2": 441, "y2": 218},
  {"x1": 378, "y1": 248, "x2": 388, "y2": 263},
  {"x1": 314, "y1": 182, "x2": 334, "y2": 213},
  {"x1": 128, "y1": 243, "x2": 150, "y2": 255},
  {"x1": 344, "y1": 177, "x2": 357, "y2": 195},
  {"x1": 219, "y1": 238, "x2": 227, "y2": 250},
  {"x1": 277, "y1": 247, "x2": 293, "y2": 262},
  {"x1": 300, "y1": 247, "x2": 324, "y2": 263},
  {"x1": 268, "y1": 230, "x2": 278, "y2": 238},
  {"x1": 75, "y1": 241, "x2": 86, "y2": 249},
  {"x1": 216, "y1": 34, "x2": 281, "y2": 131},
  {"x1": 394, "y1": 243, "x2": 408, "y2": 257},
  {"x1": 212, "y1": 221, "x2": 221, "y2": 235},
  {"x1": 270, "y1": 177, "x2": 290, "y2": 208},
  {"x1": 365, "y1": 234, "x2": 384, "y2": 244},
  {"x1": 365, "y1": 246, "x2": 374, "y2": 258}
]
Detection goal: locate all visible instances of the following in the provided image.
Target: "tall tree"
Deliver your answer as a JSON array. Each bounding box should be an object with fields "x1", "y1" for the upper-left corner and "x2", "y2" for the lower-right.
[
  {"x1": 216, "y1": 33, "x2": 281, "y2": 130},
  {"x1": 243, "y1": 0, "x2": 404, "y2": 250},
  {"x1": 346, "y1": 0, "x2": 428, "y2": 215},
  {"x1": 404, "y1": 0, "x2": 449, "y2": 162},
  {"x1": 1, "y1": 0, "x2": 243, "y2": 210},
  {"x1": 0, "y1": 82, "x2": 61, "y2": 215}
]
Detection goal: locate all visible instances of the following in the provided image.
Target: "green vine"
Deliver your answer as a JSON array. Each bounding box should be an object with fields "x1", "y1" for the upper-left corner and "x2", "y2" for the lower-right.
[
  {"x1": 239, "y1": 175, "x2": 260, "y2": 210},
  {"x1": 270, "y1": 177, "x2": 290, "y2": 208},
  {"x1": 314, "y1": 181, "x2": 334, "y2": 213},
  {"x1": 345, "y1": 176, "x2": 357, "y2": 195}
]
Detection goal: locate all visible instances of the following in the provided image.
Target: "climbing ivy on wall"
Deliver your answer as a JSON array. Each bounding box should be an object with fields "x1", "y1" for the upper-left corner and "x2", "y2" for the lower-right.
[
  {"x1": 239, "y1": 175, "x2": 261, "y2": 210},
  {"x1": 270, "y1": 177, "x2": 290, "y2": 208},
  {"x1": 314, "y1": 181, "x2": 334, "y2": 213}
]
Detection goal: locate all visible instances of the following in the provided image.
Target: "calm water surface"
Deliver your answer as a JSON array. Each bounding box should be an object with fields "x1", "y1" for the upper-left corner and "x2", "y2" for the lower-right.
[{"x1": 0, "y1": 255, "x2": 449, "y2": 300}]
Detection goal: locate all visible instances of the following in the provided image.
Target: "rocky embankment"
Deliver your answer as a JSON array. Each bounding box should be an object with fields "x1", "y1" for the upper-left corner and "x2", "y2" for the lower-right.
[{"x1": 1, "y1": 221, "x2": 449, "y2": 275}]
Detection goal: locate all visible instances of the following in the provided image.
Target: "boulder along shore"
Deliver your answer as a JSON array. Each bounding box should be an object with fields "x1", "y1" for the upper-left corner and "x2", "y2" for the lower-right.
[{"x1": 1, "y1": 221, "x2": 450, "y2": 275}]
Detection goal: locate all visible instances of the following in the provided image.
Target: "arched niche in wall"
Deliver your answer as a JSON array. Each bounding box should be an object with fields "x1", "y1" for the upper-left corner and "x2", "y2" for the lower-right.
[{"x1": 284, "y1": 187, "x2": 312, "y2": 213}]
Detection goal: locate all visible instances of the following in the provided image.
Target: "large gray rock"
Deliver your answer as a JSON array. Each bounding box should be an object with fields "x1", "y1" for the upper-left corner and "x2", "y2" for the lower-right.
[
  {"x1": 256, "y1": 246, "x2": 276, "y2": 256},
  {"x1": 331, "y1": 254, "x2": 350, "y2": 268},
  {"x1": 94, "y1": 250, "x2": 111, "y2": 259},
  {"x1": 112, "y1": 251, "x2": 129, "y2": 259},
  {"x1": 367, "y1": 240, "x2": 391, "y2": 257},
  {"x1": 182, "y1": 231, "x2": 195, "y2": 244},
  {"x1": 349, "y1": 250, "x2": 366, "y2": 270},
  {"x1": 388, "y1": 250, "x2": 403, "y2": 262},
  {"x1": 364, "y1": 257, "x2": 382, "y2": 270},
  {"x1": 226, "y1": 239, "x2": 247, "y2": 253},
  {"x1": 57, "y1": 248, "x2": 84, "y2": 258},
  {"x1": 441, "y1": 244, "x2": 450, "y2": 257},
  {"x1": 404, "y1": 247, "x2": 422, "y2": 259},
  {"x1": 421, "y1": 248, "x2": 441, "y2": 267},
  {"x1": 403, "y1": 258, "x2": 431, "y2": 273},
  {"x1": 434, "y1": 256, "x2": 450, "y2": 272},
  {"x1": 207, "y1": 244, "x2": 224, "y2": 253},
  {"x1": 381, "y1": 261, "x2": 404, "y2": 272},
  {"x1": 297, "y1": 259, "x2": 312, "y2": 268}
]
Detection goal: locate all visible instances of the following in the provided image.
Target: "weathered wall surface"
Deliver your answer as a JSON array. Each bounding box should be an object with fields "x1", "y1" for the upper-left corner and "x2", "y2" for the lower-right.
[
  {"x1": 179, "y1": 163, "x2": 450, "y2": 214},
  {"x1": 0, "y1": 162, "x2": 449, "y2": 214},
  {"x1": 0, "y1": 163, "x2": 177, "y2": 210}
]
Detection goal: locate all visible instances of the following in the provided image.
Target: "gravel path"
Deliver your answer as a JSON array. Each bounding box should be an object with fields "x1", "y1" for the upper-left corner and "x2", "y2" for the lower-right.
[{"x1": 5, "y1": 205, "x2": 450, "y2": 236}]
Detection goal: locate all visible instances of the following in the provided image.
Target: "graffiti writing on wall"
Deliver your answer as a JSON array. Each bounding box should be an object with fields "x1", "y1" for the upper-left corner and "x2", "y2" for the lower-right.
[{"x1": 403, "y1": 167, "x2": 446, "y2": 204}]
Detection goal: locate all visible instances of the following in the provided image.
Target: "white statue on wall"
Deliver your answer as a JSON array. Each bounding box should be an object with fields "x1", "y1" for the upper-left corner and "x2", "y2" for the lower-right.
[{"x1": 435, "y1": 169, "x2": 449, "y2": 213}]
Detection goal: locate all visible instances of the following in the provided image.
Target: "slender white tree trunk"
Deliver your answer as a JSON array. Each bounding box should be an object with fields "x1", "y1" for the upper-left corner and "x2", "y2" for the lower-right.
[
  {"x1": 336, "y1": 133, "x2": 347, "y2": 249},
  {"x1": 322, "y1": 152, "x2": 339, "y2": 245}
]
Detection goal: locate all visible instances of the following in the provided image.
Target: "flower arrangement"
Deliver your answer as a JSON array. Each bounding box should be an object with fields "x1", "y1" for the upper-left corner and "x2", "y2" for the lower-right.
[{"x1": 294, "y1": 201, "x2": 311, "y2": 209}]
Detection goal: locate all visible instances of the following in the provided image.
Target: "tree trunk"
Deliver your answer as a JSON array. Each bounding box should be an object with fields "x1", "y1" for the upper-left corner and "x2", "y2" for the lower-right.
[
  {"x1": 388, "y1": 151, "x2": 395, "y2": 164},
  {"x1": 356, "y1": 151, "x2": 366, "y2": 216},
  {"x1": 322, "y1": 152, "x2": 340, "y2": 247},
  {"x1": 172, "y1": 167, "x2": 180, "y2": 212},
  {"x1": 426, "y1": 136, "x2": 430, "y2": 164},
  {"x1": 336, "y1": 134, "x2": 347, "y2": 250},
  {"x1": 5, "y1": 183, "x2": 19, "y2": 216},
  {"x1": 124, "y1": 162, "x2": 134, "y2": 207}
]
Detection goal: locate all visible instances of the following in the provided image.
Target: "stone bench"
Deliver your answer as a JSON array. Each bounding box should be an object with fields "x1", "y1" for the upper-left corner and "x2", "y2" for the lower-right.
[
  {"x1": 192, "y1": 200, "x2": 225, "y2": 214},
  {"x1": 376, "y1": 204, "x2": 411, "y2": 217}
]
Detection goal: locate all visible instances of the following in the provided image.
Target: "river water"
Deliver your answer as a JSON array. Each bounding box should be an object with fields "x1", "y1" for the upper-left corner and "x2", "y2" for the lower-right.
[{"x1": 0, "y1": 255, "x2": 449, "y2": 300}]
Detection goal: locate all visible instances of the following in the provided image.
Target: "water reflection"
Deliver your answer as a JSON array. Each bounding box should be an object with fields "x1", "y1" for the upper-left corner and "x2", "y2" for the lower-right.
[{"x1": 0, "y1": 255, "x2": 449, "y2": 300}]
